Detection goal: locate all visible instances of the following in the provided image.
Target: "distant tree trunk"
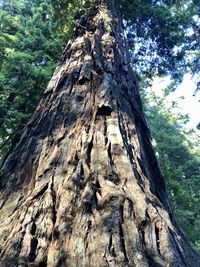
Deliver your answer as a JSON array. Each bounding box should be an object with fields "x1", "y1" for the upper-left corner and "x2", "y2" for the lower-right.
[{"x1": 0, "y1": 1, "x2": 199, "y2": 266}]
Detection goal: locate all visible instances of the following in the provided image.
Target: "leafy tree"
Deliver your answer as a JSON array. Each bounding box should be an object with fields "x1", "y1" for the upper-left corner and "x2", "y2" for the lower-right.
[
  {"x1": 142, "y1": 83, "x2": 200, "y2": 253},
  {"x1": 0, "y1": 0, "x2": 65, "y2": 161},
  {"x1": 121, "y1": 0, "x2": 199, "y2": 75},
  {"x1": 0, "y1": 0, "x2": 199, "y2": 160}
]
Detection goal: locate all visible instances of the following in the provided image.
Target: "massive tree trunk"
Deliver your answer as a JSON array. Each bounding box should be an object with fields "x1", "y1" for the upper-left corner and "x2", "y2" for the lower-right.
[{"x1": 0, "y1": 1, "x2": 199, "y2": 266}]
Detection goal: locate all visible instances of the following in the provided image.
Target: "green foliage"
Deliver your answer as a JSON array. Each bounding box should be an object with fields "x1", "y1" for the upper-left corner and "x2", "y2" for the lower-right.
[
  {"x1": 51, "y1": 0, "x2": 95, "y2": 34},
  {"x1": 0, "y1": 0, "x2": 66, "y2": 161},
  {"x1": 118, "y1": 0, "x2": 200, "y2": 84},
  {"x1": 142, "y1": 84, "x2": 200, "y2": 253}
]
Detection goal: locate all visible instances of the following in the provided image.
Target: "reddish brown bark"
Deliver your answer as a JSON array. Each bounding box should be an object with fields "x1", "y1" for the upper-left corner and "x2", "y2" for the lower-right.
[{"x1": 0, "y1": 2, "x2": 199, "y2": 266}]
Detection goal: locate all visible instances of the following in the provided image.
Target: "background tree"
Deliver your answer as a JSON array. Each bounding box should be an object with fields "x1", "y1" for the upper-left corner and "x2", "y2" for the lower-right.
[
  {"x1": 141, "y1": 83, "x2": 200, "y2": 253},
  {"x1": 0, "y1": 0, "x2": 65, "y2": 160}
]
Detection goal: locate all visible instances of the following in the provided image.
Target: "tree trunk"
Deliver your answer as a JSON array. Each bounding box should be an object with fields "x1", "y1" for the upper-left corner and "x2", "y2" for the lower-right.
[{"x1": 0, "y1": 2, "x2": 199, "y2": 266}]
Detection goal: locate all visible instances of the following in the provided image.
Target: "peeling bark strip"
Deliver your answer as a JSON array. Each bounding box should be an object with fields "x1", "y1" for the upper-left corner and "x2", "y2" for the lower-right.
[{"x1": 0, "y1": 1, "x2": 199, "y2": 267}]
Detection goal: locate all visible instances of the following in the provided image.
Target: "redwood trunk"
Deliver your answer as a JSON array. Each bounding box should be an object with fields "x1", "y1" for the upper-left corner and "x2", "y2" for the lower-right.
[{"x1": 0, "y1": 2, "x2": 199, "y2": 267}]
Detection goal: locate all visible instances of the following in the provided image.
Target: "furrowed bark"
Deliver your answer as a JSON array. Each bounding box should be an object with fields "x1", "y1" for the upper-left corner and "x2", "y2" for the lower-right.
[{"x1": 0, "y1": 1, "x2": 199, "y2": 266}]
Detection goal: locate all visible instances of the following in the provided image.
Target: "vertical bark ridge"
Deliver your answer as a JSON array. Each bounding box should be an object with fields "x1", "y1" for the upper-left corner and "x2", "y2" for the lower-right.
[{"x1": 0, "y1": 2, "x2": 199, "y2": 267}]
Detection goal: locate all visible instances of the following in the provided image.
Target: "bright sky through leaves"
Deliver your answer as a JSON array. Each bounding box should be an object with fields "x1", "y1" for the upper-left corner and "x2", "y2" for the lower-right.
[
  {"x1": 152, "y1": 74, "x2": 200, "y2": 129},
  {"x1": 173, "y1": 74, "x2": 200, "y2": 129}
]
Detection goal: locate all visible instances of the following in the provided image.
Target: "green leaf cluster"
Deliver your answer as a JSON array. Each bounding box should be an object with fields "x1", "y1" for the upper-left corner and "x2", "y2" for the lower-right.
[
  {"x1": 118, "y1": 0, "x2": 200, "y2": 81},
  {"x1": 142, "y1": 85, "x2": 200, "y2": 253},
  {"x1": 0, "y1": 0, "x2": 67, "y2": 160}
]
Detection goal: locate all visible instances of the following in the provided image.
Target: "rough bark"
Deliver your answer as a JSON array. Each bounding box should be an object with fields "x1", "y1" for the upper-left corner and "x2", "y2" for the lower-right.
[{"x1": 0, "y1": 2, "x2": 199, "y2": 267}]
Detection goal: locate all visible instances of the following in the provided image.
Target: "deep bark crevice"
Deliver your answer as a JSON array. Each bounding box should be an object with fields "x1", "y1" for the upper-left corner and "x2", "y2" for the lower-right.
[
  {"x1": 51, "y1": 176, "x2": 57, "y2": 226},
  {"x1": 30, "y1": 221, "x2": 37, "y2": 236},
  {"x1": 32, "y1": 183, "x2": 48, "y2": 200},
  {"x1": 97, "y1": 105, "x2": 112, "y2": 116},
  {"x1": 155, "y1": 223, "x2": 161, "y2": 255},
  {"x1": 29, "y1": 238, "x2": 38, "y2": 262},
  {"x1": 119, "y1": 222, "x2": 129, "y2": 264},
  {"x1": 86, "y1": 136, "x2": 94, "y2": 168},
  {"x1": 84, "y1": 220, "x2": 92, "y2": 249}
]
